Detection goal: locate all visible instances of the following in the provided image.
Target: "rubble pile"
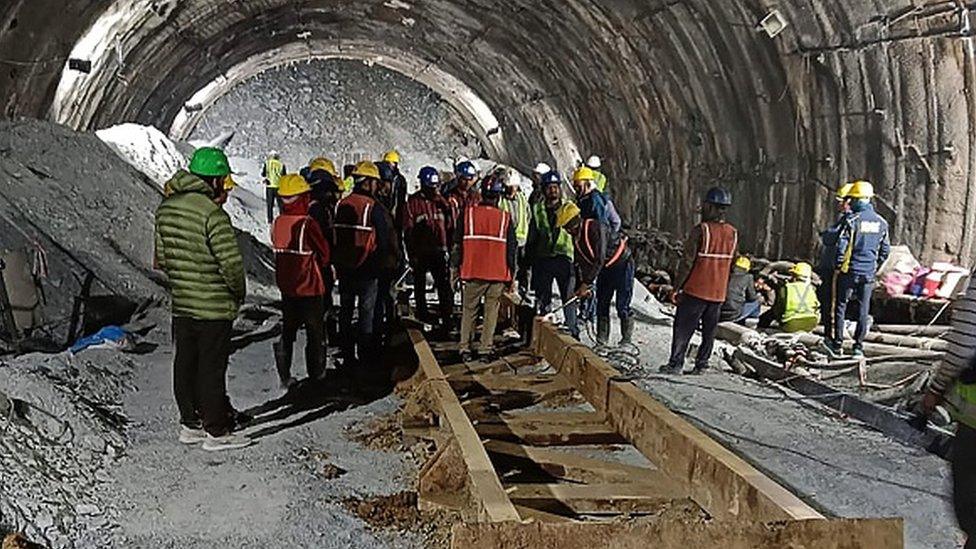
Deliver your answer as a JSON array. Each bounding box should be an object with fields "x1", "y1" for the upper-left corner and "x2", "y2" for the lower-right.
[
  {"x1": 0, "y1": 349, "x2": 136, "y2": 547},
  {"x1": 624, "y1": 226, "x2": 684, "y2": 281}
]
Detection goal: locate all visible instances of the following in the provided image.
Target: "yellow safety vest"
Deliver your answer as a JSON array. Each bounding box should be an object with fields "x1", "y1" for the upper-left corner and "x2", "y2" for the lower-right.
[
  {"x1": 594, "y1": 171, "x2": 609, "y2": 193},
  {"x1": 781, "y1": 281, "x2": 819, "y2": 333},
  {"x1": 265, "y1": 158, "x2": 284, "y2": 189},
  {"x1": 949, "y1": 383, "x2": 976, "y2": 429}
]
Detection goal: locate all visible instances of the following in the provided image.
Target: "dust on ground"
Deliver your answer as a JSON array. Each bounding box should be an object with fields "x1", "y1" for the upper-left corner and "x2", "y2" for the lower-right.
[
  {"x1": 346, "y1": 411, "x2": 406, "y2": 452},
  {"x1": 343, "y1": 492, "x2": 457, "y2": 549}
]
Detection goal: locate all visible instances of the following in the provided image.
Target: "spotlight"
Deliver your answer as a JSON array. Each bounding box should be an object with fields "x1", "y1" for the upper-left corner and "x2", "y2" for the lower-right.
[
  {"x1": 68, "y1": 58, "x2": 92, "y2": 73},
  {"x1": 758, "y1": 9, "x2": 788, "y2": 39}
]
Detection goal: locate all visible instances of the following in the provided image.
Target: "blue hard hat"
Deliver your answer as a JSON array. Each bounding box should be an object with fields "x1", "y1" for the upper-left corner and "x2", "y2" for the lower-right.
[
  {"x1": 418, "y1": 166, "x2": 440, "y2": 188},
  {"x1": 456, "y1": 161, "x2": 477, "y2": 178},
  {"x1": 481, "y1": 173, "x2": 505, "y2": 197},
  {"x1": 541, "y1": 170, "x2": 562, "y2": 186},
  {"x1": 704, "y1": 186, "x2": 733, "y2": 207}
]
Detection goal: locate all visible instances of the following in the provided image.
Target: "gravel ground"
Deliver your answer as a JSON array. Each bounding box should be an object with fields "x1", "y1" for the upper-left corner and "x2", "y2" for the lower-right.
[{"x1": 591, "y1": 315, "x2": 962, "y2": 549}]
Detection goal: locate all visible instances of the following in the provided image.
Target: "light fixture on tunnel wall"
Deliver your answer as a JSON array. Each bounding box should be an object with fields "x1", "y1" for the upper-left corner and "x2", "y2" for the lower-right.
[
  {"x1": 184, "y1": 102, "x2": 204, "y2": 113},
  {"x1": 68, "y1": 58, "x2": 92, "y2": 74},
  {"x1": 758, "y1": 9, "x2": 788, "y2": 38}
]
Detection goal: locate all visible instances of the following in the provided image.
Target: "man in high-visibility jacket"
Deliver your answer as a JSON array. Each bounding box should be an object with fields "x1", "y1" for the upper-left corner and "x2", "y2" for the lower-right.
[
  {"x1": 499, "y1": 168, "x2": 531, "y2": 293},
  {"x1": 661, "y1": 187, "x2": 738, "y2": 375},
  {"x1": 526, "y1": 171, "x2": 578, "y2": 337},
  {"x1": 271, "y1": 175, "x2": 331, "y2": 390},
  {"x1": 262, "y1": 152, "x2": 286, "y2": 224},
  {"x1": 920, "y1": 273, "x2": 976, "y2": 549},
  {"x1": 333, "y1": 161, "x2": 391, "y2": 364},
  {"x1": 824, "y1": 180, "x2": 890, "y2": 358},
  {"x1": 452, "y1": 173, "x2": 517, "y2": 362},
  {"x1": 758, "y1": 262, "x2": 820, "y2": 333}
]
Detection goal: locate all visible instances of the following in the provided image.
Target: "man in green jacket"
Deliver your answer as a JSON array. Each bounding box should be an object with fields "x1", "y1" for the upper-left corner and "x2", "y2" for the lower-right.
[{"x1": 155, "y1": 147, "x2": 250, "y2": 452}]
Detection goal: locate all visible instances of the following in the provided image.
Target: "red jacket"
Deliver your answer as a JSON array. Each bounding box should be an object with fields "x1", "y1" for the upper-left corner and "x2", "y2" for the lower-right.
[
  {"x1": 683, "y1": 221, "x2": 737, "y2": 303},
  {"x1": 403, "y1": 190, "x2": 452, "y2": 257},
  {"x1": 272, "y1": 195, "x2": 331, "y2": 297}
]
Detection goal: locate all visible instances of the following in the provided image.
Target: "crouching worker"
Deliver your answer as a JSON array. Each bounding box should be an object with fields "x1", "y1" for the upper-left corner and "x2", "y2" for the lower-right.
[
  {"x1": 720, "y1": 256, "x2": 760, "y2": 323},
  {"x1": 554, "y1": 202, "x2": 605, "y2": 341},
  {"x1": 272, "y1": 174, "x2": 331, "y2": 390},
  {"x1": 757, "y1": 262, "x2": 820, "y2": 333},
  {"x1": 155, "y1": 147, "x2": 250, "y2": 451},
  {"x1": 454, "y1": 173, "x2": 517, "y2": 362}
]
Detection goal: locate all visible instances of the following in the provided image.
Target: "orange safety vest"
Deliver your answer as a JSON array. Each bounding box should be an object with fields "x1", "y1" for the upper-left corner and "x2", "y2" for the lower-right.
[
  {"x1": 333, "y1": 193, "x2": 377, "y2": 271},
  {"x1": 272, "y1": 214, "x2": 325, "y2": 297},
  {"x1": 460, "y1": 205, "x2": 512, "y2": 282},
  {"x1": 683, "y1": 221, "x2": 737, "y2": 303},
  {"x1": 605, "y1": 234, "x2": 629, "y2": 269}
]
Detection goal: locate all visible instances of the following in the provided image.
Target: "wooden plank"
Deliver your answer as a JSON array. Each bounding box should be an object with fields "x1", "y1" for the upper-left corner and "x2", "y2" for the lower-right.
[
  {"x1": 512, "y1": 504, "x2": 571, "y2": 524},
  {"x1": 484, "y1": 440, "x2": 665, "y2": 485},
  {"x1": 451, "y1": 518, "x2": 905, "y2": 549},
  {"x1": 506, "y1": 483, "x2": 695, "y2": 515},
  {"x1": 450, "y1": 373, "x2": 575, "y2": 396},
  {"x1": 408, "y1": 328, "x2": 521, "y2": 523},
  {"x1": 476, "y1": 419, "x2": 625, "y2": 446},
  {"x1": 532, "y1": 318, "x2": 824, "y2": 522}
]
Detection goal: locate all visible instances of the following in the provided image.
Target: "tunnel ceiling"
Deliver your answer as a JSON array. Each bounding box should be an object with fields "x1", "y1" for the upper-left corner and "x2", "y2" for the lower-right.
[{"x1": 3, "y1": 0, "x2": 976, "y2": 265}]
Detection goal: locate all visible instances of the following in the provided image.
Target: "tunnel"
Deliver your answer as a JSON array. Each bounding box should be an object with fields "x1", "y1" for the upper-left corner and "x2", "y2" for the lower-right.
[{"x1": 4, "y1": 1, "x2": 976, "y2": 265}]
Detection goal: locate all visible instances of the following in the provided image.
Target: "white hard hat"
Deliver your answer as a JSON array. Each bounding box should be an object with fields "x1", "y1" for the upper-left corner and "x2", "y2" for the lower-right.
[
  {"x1": 586, "y1": 155, "x2": 602, "y2": 169},
  {"x1": 504, "y1": 169, "x2": 521, "y2": 187},
  {"x1": 534, "y1": 162, "x2": 552, "y2": 175}
]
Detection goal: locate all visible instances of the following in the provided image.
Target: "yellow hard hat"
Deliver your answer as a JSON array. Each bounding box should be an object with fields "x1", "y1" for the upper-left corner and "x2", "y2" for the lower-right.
[
  {"x1": 835, "y1": 183, "x2": 854, "y2": 201},
  {"x1": 352, "y1": 161, "x2": 381, "y2": 180},
  {"x1": 735, "y1": 256, "x2": 751, "y2": 271},
  {"x1": 309, "y1": 157, "x2": 338, "y2": 178},
  {"x1": 555, "y1": 202, "x2": 582, "y2": 228},
  {"x1": 277, "y1": 174, "x2": 311, "y2": 197},
  {"x1": 223, "y1": 175, "x2": 237, "y2": 191},
  {"x1": 790, "y1": 262, "x2": 813, "y2": 279},
  {"x1": 383, "y1": 150, "x2": 401, "y2": 164},
  {"x1": 573, "y1": 166, "x2": 596, "y2": 182},
  {"x1": 848, "y1": 180, "x2": 875, "y2": 199}
]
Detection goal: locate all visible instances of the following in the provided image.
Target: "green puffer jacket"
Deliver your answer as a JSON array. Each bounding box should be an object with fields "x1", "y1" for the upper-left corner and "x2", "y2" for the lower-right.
[{"x1": 155, "y1": 170, "x2": 246, "y2": 320}]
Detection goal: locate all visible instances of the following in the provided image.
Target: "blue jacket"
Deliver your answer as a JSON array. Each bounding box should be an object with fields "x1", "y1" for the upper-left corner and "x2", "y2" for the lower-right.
[
  {"x1": 578, "y1": 190, "x2": 609, "y2": 226},
  {"x1": 835, "y1": 204, "x2": 890, "y2": 277},
  {"x1": 816, "y1": 213, "x2": 851, "y2": 277}
]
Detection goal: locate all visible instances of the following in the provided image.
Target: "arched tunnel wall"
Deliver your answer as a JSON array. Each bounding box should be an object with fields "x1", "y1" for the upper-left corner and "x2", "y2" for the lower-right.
[{"x1": 3, "y1": 0, "x2": 976, "y2": 265}]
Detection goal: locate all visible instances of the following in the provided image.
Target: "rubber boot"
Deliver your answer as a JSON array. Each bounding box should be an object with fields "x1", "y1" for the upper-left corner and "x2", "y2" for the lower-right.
[
  {"x1": 619, "y1": 316, "x2": 635, "y2": 346},
  {"x1": 596, "y1": 316, "x2": 610, "y2": 348},
  {"x1": 273, "y1": 340, "x2": 296, "y2": 390}
]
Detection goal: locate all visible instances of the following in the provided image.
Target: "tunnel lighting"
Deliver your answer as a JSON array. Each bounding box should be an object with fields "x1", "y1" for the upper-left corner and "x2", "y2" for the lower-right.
[
  {"x1": 759, "y1": 10, "x2": 788, "y2": 38},
  {"x1": 183, "y1": 102, "x2": 203, "y2": 113},
  {"x1": 68, "y1": 58, "x2": 92, "y2": 73}
]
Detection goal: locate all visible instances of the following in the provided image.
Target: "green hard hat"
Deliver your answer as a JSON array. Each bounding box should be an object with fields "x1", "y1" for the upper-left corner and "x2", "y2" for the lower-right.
[{"x1": 188, "y1": 147, "x2": 231, "y2": 178}]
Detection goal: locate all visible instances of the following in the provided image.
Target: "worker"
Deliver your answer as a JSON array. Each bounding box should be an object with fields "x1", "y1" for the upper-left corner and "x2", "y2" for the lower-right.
[
  {"x1": 573, "y1": 204, "x2": 634, "y2": 347},
  {"x1": 382, "y1": 150, "x2": 409, "y2": 226},
  {"x1": 404, "y1": 166, "x2": 454, "y2": 329},
  {"x1": 816, "y1": 183, "x2": 854, "y2": 342},
  {"x1": 529, "y1": 162, "x2": 553, "y2": 204},
  {"x1": 553, "y1": 202, "x2": 607, "y2": 342},
  {"x1": 453, "y1": 173, "x2": 517, "y2": 362},
  {"x1": 660, "y1": 187, "x2": 738, "y2": 375},
  {"x1": 720, "y1": 256, "x2": 760, "y2": 323},
  {"x1": 757, "y1": 262, "x2": 820, "y2": 333},
  {"x1": 262, "y1": 151, "x2": 286, "y2": 224},
  {"x1": 302, "y1": 157, "x2": 341, "y2": 342},
  {"x1": 572, "y1": 167, "x2": 609, "y2": 226},
  {"x1": 373, "y1": 161, "x2": 401, "y2": 342},
  {"x1": 271, "y1": 174, "x2": 331, "y2": 390},
  {"x1": 499, "y1": 168, "x2": 531, "y2": 293},
  {"x1": 526, "y1": 171, "x2": 578, "y2": 337},
  {"x1": 340, "y1": 164, "x2": 355, "y2": 196},
  {"x1": 155, "y1": 147, "x2": 249, "y2": 451},
  {"x1": 823, "y1": 180, "x2": 890, "y2": 358},
  {"x1": 920, "y1": 274, "x2": 976, "y2": 549},
  {"x1": 586, "y1": 155, "x2": 609, "y2": 195},
  {"x1": 333, "y1": 161, "x2": 390, "y2": 364},
  {"x1": 444, "y1": 160, "x2": 481, "y2": 239}
]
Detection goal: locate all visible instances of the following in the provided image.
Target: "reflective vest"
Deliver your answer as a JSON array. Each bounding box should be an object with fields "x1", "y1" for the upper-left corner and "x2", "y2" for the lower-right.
[
  {"x1": 594, "y1": 171, "x2": 609, "y2": 194},
  {"x1": 949, "y1": 382, "x2": 976, "y2": 430},
  {"x1": 265, "y1": 158, "x2": 284, "y2": 189},
  {"x1": 500, "y1": 192, "x2": 530, "y2": 246},
  {"x1": 781, "y1": 281, "x2": 819, "y2": 333},
  {"x1": 333, "y1": 193, "x2": 377, "y2": 271},
  {"x1": 272, "y1": 214, "x2": 325, "y2": 297},
  {"x1": 460, "y1": 205, "x2": 512, "y2": 282},
  {"x1": 683, "y1": 221, "x2": 737, "y2": 303},
  {"x1": 531, "y1": 201, "x2": 573, "y2": 260},
  {"x1": 604, "y1": 233, "x2": 630, "y2": 269}
]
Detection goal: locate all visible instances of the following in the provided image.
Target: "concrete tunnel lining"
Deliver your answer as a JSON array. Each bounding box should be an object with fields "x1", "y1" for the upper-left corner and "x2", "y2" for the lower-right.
[{"x1": 5, "y1": 1, "x2": 976, "y2": 265}]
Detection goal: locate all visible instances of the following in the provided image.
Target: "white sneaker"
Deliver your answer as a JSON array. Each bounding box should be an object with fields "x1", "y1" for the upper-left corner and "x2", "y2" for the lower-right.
[
  {"x1": 178, "y1": 425, "x2": 208, "y2": 445},
  {"x1": 202, "y1": 433, "x2": 253, "y2": 452}
]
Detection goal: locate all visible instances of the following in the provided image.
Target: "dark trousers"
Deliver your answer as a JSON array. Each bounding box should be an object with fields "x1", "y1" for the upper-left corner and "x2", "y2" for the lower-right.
[
  {"x1": 172, "y1": 317, "x2": 233, "y2": 436},
  {"x1": 515, "y1": 246, "x2": 530, "y2": 293},
  {"x1": 532, "y1": 255, "x2": 577, "y2": 337},
  {"x1": 281, "y1": 295, "x2": 326, "y2": 379},
  {"x1": 832, "y1": 272, "x2": 873, "y2": 348},
  {"x1": 817, "y1": 277, "x2": 833, "y2": 337},
  {"x1": 339, "y1": 276, "x2": 378, "y2": 358},
  {"x1": 666, "y1": 294, "x2": 722, "y2": 370},
  {"x1": 596, "y1": 258, "x2": 635, "y2": 319},
  {"x1": 413, "y1": 251, "x2": 453, "y2": 322},
  {"x1": 374, "y1": 273, "x2": 396, "y2": 340},
  {"x1": 955, "y1": 424, "x2": 976, "y2": 548},
  {"x1": 265, "y1": 187, "x2": 279, "y2": 224}
]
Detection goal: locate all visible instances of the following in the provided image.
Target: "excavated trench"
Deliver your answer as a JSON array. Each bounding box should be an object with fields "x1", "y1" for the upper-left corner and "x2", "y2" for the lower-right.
[{"x1": 4, "y1": 0, "x2": 976, "y2": 265}]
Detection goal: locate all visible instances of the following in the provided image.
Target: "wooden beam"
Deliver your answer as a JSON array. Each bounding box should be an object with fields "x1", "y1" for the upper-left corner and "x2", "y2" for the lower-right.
[
  {"x1": 532, "y1": 319, "x2": 824, "y2": 522},
  {"x1": 451, "y1": 518, "x2": 905, "y2": 549},
  {"x1": 485, "y1": 440, "x2": 666, "y2": 485},
  {"x1": 506, "y1": 483, "x2": 696, "y2": 515},
  {"x1": 408, "y1": 328, "x2": 521, "y2": 523},
  {"x1": 475, "y1": 418, "x2": 625, "y2": 446}
]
